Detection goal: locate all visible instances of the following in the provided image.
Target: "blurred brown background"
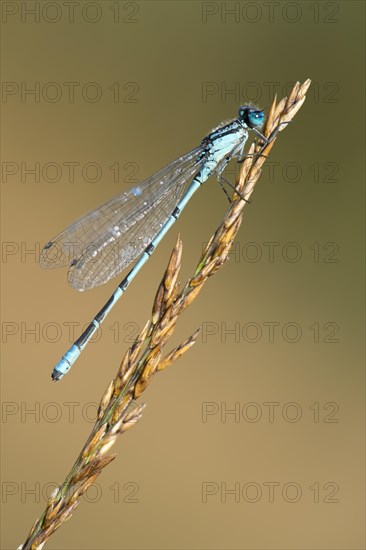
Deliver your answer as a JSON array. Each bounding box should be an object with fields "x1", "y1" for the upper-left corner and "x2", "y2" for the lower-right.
[{"x1": 1, "y1": 1, "x2": 364, "y2": 548}]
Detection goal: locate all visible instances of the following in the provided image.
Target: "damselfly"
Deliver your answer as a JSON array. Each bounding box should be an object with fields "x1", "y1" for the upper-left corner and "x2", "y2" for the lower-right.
[{"x1": 41, "y1": 105, "x2": 266, "y2": 380}]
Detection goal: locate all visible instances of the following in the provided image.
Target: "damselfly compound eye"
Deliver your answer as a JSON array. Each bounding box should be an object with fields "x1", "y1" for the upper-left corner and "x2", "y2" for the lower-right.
[
  {"x1": 247, "y1": 109, "x2": 265, "y2": 128},
  {"x1": 238, "y1": 106, "x2": 264, "y2": 128}
]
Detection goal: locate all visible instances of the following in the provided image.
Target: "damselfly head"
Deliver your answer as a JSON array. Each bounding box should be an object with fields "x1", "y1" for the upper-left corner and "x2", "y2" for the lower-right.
[{"x1": 238, "y1": 106, "x2": 265, "y2": 128}]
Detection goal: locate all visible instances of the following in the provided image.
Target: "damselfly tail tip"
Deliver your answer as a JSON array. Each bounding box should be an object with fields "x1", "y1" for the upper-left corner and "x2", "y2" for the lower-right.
[
  {"x1": 51, "y1": 346, "x2": 80, "y2": 381},
  {"x1": 51, "y1": 371, "x2": 61, "y2": 382}
]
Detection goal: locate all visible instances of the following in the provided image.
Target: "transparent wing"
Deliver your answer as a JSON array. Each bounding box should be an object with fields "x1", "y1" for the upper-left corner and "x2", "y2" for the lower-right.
[{"x1": 40, "y1": 147, "x2": 205, "y2": 291}]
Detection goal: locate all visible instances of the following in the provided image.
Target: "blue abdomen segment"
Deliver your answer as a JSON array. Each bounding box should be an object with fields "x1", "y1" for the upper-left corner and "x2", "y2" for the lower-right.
[
  {"x1": 52, "y1": 345, "x2": 81, "y2": 381},
  {"x1": 51, "y1": 287, "x2": 127, "y2": 380}
]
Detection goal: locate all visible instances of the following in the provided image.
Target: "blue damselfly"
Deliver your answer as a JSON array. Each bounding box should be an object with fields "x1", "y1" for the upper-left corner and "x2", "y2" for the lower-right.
[{"x1": 41, "y1": 106, "x2": 266, "y2": 380}]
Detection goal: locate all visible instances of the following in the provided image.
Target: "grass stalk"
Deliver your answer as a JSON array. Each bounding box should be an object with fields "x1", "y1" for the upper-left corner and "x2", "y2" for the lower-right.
[{"x1": 20, "y1": 79, "x2": 311, "y2": 549}]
